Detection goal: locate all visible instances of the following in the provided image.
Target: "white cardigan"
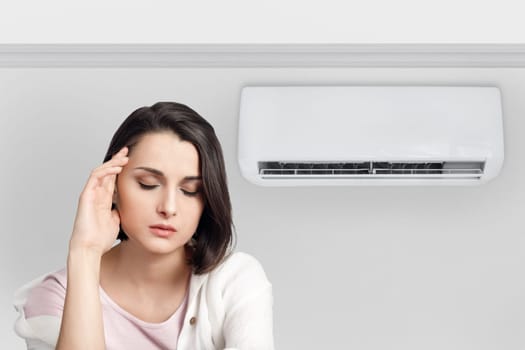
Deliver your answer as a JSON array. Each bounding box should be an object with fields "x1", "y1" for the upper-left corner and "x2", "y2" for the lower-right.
[{"x1": 13, "y1": 252, "x2": 274, "y2": 350}]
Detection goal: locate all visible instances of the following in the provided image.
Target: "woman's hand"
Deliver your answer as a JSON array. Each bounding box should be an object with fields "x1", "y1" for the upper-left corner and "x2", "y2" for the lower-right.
[{"x1": 69, "y1": 147, "x2": 129, "y2": 256}]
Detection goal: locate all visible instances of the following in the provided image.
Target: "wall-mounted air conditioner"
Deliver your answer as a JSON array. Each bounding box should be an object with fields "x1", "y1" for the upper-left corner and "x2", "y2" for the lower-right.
[{"x1": 237, "y1": 86, "x2": 504, "y2": 186}]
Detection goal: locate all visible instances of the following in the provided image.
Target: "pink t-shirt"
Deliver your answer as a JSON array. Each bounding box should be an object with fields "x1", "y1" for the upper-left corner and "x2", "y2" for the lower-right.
[{"x1": 23, "y1": 268, "x2": 188, "y2": 350}]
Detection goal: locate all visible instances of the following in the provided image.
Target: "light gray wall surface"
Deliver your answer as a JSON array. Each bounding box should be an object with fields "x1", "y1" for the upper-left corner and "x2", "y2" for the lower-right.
[{"x1": 1, "y1": 68, "x2": 524, "y2": 349}]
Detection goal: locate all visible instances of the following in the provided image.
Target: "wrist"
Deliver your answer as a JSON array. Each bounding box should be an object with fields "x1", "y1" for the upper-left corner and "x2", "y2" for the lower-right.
[
  {"x1": 68, "y1": 238, "x2": 105, "y2": 257},
  {"x1": 67, "y1": 245, "x2": 103, "y2": 266}
]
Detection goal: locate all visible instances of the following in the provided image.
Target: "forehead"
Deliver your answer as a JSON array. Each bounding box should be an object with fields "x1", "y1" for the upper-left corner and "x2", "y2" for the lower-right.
[{"x1": 128, "y1": 132, "x2": 200, "y2": 176}]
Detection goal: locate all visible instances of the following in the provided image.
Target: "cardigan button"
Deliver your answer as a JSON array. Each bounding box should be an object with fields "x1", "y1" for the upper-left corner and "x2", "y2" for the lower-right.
[{"x1": 189, "y1": 317, "x2": 197, "y2": 325}]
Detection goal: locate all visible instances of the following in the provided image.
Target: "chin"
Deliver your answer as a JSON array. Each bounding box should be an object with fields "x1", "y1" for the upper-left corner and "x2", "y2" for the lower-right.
[
  {"x1": 147, "y1": 241, "x2": 186, "y2": 255},
  {"x1": 127, "y1": 236, "x2": 187, "y2": 256}
]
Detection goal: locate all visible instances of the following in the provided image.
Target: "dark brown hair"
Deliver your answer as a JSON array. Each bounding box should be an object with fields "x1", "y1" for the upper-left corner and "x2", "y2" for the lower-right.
[{"x1": 103, "y1": 102, "x2": 234, "y2": 274}]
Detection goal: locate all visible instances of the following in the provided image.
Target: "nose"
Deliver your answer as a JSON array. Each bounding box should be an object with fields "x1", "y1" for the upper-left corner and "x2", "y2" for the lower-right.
[{"x1": 157, "y1": 188, "x2": 177, "y2": 217}]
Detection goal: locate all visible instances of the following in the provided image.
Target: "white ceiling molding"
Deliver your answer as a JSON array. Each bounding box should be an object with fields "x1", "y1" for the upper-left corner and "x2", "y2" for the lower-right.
[{"x1": 1, "y1": 44, "x2": 525, "y2": 68}]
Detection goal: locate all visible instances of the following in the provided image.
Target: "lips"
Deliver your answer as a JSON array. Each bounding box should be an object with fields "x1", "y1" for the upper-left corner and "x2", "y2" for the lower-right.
[
  {"x1": 149, "y1": 224, "x2": 176, "y2": 238},
  {"x1": 149, "y1": 224, "x2": 176, "y2": 232}
]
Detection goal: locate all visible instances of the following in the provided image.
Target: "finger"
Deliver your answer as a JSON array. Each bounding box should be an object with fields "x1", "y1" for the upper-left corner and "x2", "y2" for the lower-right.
[
  {"x1": 111, "y1": 147, "x2": 128, "y2": 159},
  {"x1": 102, "y1": 174, "x2": 117, "y2": 198},
  {"x1": 86, "y1": 166, "x2": 124, "y2": 190},
  {"x1": 100, "y1": 151, "x2": 129, "y2": 169},
  {"x1": 100, "y1": 168, "x2": 119, "y2": 193},
  {"x1": 95, "y1": 147, "x2": 129, "y2": 170},
  {"x1": 94, "y1": 154, "x2": 128, "y2": 173},
  {"x1": 83, "y1": 147, "x2": 128, "y2": 192}
]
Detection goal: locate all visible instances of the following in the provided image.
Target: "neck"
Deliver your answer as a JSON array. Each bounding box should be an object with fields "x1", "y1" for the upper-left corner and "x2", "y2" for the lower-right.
[{"x1": 104, "y1": 241, "x2": 192, "y2": 291}]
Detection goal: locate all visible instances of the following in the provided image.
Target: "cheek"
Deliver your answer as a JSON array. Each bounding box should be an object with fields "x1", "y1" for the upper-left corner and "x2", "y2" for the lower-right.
[
  {"x1": 184, "y1": 200, "x2": 205, "y2": 226},
  {"x1": 117, "y1": 190, "x2": 153, "y2": 235},
  {"x1": 115, "y1": 182, "x2": 149, "y2": 215}
]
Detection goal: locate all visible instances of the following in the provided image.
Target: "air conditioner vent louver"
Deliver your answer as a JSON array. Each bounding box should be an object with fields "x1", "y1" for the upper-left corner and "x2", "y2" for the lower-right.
[{"x1": 258, "y1": 161, "x2": 485, "y2": 179}]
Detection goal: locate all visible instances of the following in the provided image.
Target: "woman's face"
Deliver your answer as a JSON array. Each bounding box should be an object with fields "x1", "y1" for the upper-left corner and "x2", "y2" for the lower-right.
[{"x1": 114, "y1": 131, "x2": 205, "y2": 255}]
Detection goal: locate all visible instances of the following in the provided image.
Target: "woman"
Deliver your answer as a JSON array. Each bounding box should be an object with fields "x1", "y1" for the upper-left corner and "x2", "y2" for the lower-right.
[{"x1": 13, "y1": 102, "x2": 274, "y2": 349}]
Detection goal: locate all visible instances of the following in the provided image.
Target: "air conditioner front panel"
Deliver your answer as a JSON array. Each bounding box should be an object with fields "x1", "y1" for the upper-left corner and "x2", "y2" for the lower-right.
[{"x1": 238, "y1": 86, "x2": 504, "y2": 186}]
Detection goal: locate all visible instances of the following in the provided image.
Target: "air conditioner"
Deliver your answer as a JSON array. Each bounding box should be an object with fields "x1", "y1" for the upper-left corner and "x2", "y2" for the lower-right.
[{"x1": 237, "y1": 86, "x2": 504, "y2": 186}]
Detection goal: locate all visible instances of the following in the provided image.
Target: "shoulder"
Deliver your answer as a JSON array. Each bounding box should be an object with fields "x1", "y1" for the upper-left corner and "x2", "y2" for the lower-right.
[
  {"x1": 204, "y1": 252, "x2": 272, "y2": 306},
  {"x1": 216, "y1": 251, "x2": 267, "y2": 273},
  {"x1": 210, "y1": 251, "x2": 270, "y2": 285},
  {"x1": 14, "y1": 268, "x2": 67, "y2": 309},
  {"x1": 200, "y1": 252, "x2": 274, "y2": 349},
  {"x1": 15, "y1": 268, "x2": 67, "y2": 319},
  {"x1": 13, "y1": 268, "x2": 66, "y2": 347}
]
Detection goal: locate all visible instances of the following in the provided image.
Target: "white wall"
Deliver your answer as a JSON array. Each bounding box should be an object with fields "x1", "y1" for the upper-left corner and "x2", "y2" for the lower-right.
[
  {"x1": 1, "y1": 67, "x2": 524, "y2": 349},
  {"x1": 1, "y1": 0, "x2": 525, "y2": 43}
]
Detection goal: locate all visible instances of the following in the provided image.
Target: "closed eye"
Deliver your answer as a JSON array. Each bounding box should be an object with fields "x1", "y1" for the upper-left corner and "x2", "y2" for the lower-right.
[
  {"x1": 181, "y1": 189, "x2": 200, "y2": 197},
  {"x1": 139, "y1": 183, "x2": 159, "y2": 190}
]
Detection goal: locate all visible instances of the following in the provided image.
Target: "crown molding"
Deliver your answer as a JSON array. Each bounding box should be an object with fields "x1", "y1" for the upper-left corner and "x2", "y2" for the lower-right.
[{"x1": 1, "y1": 44, "x2": 525, "y2": 68}]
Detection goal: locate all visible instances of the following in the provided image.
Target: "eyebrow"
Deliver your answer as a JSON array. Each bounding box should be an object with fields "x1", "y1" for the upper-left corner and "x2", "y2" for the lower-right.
[{"x1": 133, "y1": 166, "x2": 202, "y2": 182}]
